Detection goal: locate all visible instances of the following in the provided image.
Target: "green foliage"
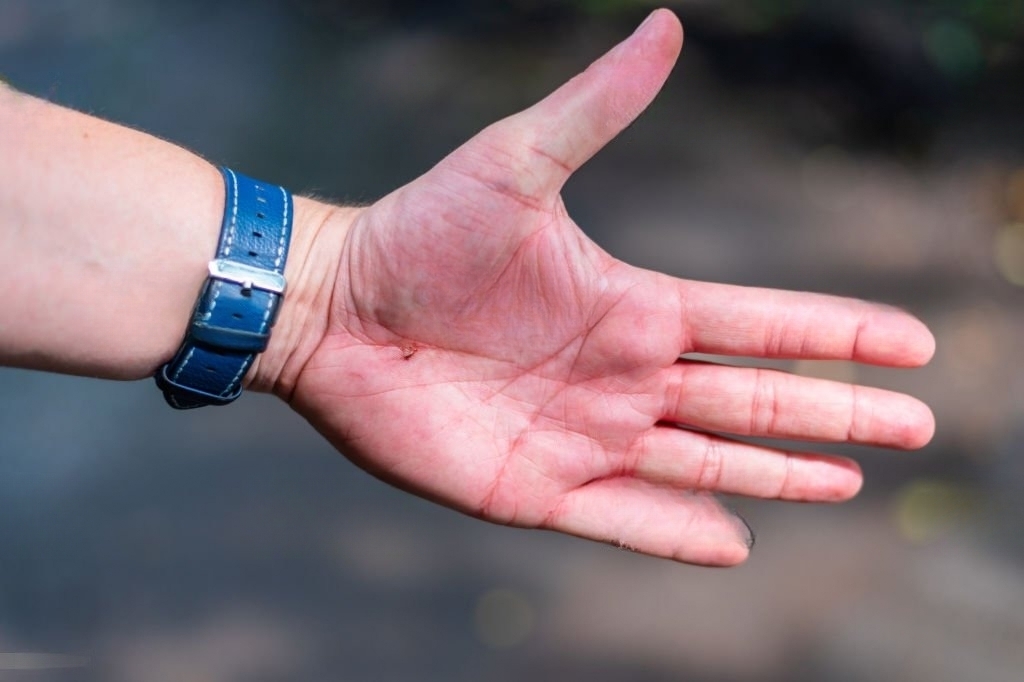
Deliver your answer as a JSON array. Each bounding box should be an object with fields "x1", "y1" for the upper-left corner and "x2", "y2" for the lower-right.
[
  {"x1": 947, "y1": 0, "x2": 1024, "y2": 40},
  {"x1": 924, "y1": 19, "x2": 986, "y2": 78}
]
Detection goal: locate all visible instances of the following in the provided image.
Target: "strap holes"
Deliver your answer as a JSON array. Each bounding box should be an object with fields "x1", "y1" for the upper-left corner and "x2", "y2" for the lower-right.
[
  {"x1": 205, "y1": 366, "x2": 216, "y2": 373},
  {"x1": 232, "y1": 313, "x2": 244, "y2": 320},
  {"x1": 256, "y1": 212, "x2": 265, "y2": 219},
  {"x1": 253, "y1": 231, "x2": 263, "y2": 238},
  {"x1": 248, "y1": 250, "x2": 259, "y2": 257}
]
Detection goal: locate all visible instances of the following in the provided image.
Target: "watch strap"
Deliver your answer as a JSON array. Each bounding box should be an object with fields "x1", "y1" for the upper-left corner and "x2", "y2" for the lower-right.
[{"x1": 156, "y1": 167, "x2": 292, "y2": 409}]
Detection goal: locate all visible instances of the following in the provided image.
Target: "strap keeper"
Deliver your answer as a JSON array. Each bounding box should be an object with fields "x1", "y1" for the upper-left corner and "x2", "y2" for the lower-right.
[
  {"x1": 155, "y1": 365, "x2": 242, "y2": 408},
  {"x1": 190, "y1": 321, "x2": 271, "y2": 353}
]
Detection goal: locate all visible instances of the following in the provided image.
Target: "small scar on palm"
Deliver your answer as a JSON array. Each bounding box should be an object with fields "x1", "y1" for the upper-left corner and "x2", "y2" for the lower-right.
[{"x1": 399, "y1": 343, "x2": 418, "y2": 360}]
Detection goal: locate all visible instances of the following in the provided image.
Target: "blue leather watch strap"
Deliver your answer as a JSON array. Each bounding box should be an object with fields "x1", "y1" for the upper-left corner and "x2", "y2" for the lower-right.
[{"x1": 156, "y1": 167, "x2": 293, "y2": 409}]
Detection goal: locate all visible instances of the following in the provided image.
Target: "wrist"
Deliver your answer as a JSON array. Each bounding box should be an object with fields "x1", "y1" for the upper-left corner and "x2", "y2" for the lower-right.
[{"x1": 244, "y1": 197, "x2": 361, "y2": 400}]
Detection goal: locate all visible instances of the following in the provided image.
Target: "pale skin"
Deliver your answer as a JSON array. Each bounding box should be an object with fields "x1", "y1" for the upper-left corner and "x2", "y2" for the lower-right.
[{"x1": 0, "y1": 10, "x2": 934, "y2": 566}]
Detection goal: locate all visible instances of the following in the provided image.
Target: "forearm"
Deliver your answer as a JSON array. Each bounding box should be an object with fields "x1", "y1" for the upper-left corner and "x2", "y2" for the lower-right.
[
  {"x1": 0, "y1": 85, "x2": 350, "y2": 387},
  {"x1": 0, "y1": 84, "x2": 223, "y2": 378}
]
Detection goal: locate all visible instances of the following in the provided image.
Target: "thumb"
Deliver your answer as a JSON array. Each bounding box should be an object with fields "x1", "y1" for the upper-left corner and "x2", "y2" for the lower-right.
[{"x1": 499, "y1": 9, "x2": 683, "y2": 194}]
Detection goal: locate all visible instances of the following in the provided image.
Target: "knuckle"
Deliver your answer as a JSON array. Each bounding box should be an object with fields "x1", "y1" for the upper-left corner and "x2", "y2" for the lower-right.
[
  {"x1": 845, "y1": 384, "x2": 865, "y2": 442},
  {"x1": 749, "y1": 369, "x2": 781, "y2": 435},
  {"x1": 696, "y1": 438, "x2": 726, "y2": 491}
]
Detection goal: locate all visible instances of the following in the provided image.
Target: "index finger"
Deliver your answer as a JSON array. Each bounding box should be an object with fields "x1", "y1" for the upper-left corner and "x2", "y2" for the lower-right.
[{"x1": 678, "y1": 280, "x2": 935, "y2": 366}]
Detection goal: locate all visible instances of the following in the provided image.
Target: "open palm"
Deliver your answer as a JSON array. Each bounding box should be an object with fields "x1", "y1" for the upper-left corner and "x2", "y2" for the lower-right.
[{"x1": 288, "y1": 10, "x2": 934, "y2": 566}]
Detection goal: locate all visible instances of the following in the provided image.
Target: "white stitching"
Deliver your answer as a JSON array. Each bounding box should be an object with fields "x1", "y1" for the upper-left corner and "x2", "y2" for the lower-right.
[
  {"x1": 223, "y1": 181, "x2": 284, "y2": 394},
  {"x1": 212, "y1": 170, "x2": 245, "y2": 395},
  {"x1": 222, "y1": 168, "x2": 239, "y2": 257},
  {"x1": 173, "y1": 170, "x2": 238, "y2": 382},
  {"x1": 208, "y1": 280, "x2": 222, "y2": 316},
  {"x1": 274, "y1": 185, "x2": 288, "y2": 268},
  {"x1": 223, "y1": 358, "x2": 250, "y2": 396},
  {"x1": 208, "y1": 170, "x2": 241, "y2": 320},
  {"x1": 258, "y1": 187, "x2": 289, "y2": 333},
  {"x1": 171, "y1": 347, "x2": 195, "y2": 382},
  {"x1": 259, "y1": 293, "x2": 274, "y2": 333}
]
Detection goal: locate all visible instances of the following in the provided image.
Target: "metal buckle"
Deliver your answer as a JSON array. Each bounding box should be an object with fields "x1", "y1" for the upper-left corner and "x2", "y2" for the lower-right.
[{"x1": 208, "y1": 259, "x2": 287, "y2": 295}]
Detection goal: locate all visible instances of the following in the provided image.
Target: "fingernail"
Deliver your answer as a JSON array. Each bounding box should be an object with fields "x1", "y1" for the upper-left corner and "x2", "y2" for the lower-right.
[{"x1": 735, "y1": 511, "x2": 756, "y2": 550}]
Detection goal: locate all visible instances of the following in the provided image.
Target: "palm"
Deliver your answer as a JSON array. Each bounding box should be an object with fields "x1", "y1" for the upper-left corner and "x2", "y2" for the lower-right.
[{"x1": 291, "y1": 11, "x2": 935, "y2": 566}]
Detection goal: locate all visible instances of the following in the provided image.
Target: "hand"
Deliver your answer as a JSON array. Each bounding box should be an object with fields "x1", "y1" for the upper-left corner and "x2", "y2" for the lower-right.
[{"x1": 270, "y1": 10, "x2": 935, "y2": 566}]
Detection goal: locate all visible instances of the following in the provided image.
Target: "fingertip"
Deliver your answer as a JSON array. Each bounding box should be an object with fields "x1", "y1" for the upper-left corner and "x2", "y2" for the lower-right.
[
  {"x1": 703, "y1": 546, "x2": 751, "y2": 568},
  {"x1": 675, "y1": 533, "x2": 751, "y2": 567},
  {"x1": 905, "y1": 399, "x2": 937, "y2": 450},
  {"x1": 642, "y1": 8, "x2": 683, "y2": 35},
  {"x1": 711, "y1": 527, "x2": 754, "y2": 568},
  {"x1": 901, "y1": 312, "x2": 936, "y2": 366},
  {"x1": 715, "y1": 507, "x2": 756, "y2": 566},
  {"x1": 783, "y1": 453, "x2": 863, "y2": 503},
  {"x1": 634, "y1": 8, "x2": 684, "y2": 60},
  {"x1": 877, "y1": 394, "x2": 935, "y2": 451},
  {"x1": 918, "y1": 323, "x2": 937, "y2": 366},
  {"x1": 828, "y1": 456, "x2": 864, "y2": 501},
  {"x1": 674, "y1": 496, "x2": 755, "y2": 567},
  {"x1": 862, "y1": 308, "x2": 937, "y2": 367},
  {"x1": 917, "y1": 415, "x2": 937, "y2": 450}
]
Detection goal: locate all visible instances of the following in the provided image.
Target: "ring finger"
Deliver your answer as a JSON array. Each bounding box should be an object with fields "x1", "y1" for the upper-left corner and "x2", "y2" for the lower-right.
[{"x1": 663, "y1": 361, "x2": 935, "y2": 449}]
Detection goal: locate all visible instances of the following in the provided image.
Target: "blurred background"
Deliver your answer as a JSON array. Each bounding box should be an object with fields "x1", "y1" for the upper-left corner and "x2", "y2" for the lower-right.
[{"x1": 1, "y1": 0, "x2": 1023, "y2": 679}]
